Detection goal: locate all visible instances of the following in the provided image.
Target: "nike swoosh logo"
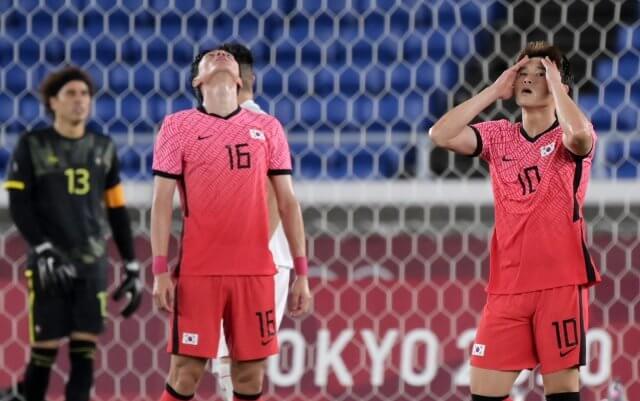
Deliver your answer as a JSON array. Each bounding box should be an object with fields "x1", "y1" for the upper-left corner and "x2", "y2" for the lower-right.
[
  {"x1": 559, "y1": 346, "x2": 577, "y2": 357},
  {"x1": 502, "y1": 155, "x2": 514, "y2": 162},
  {"x1": 197, "y1": 135, "x2": 213, "y2": 140},
  {"x1": 261, "y1": 337, "x2": 274, "y2": 346}
]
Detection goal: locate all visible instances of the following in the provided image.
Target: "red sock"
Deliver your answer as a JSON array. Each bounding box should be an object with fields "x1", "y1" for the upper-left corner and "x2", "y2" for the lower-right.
[
  {"x1": 160, "y1": 383, "x2": 193, "y2": 401},
  {"x1": 233, "y1": 392, "x2": 262, "y2": 401}
]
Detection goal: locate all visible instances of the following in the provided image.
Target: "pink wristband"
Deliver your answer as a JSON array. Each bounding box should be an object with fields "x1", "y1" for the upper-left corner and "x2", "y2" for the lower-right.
[
  {"x1": 293, "y1": 256, "x2": 308, "y2": 276},
  {"x1": 152, "y1": 256, "x2": 168, "y2": 275}
]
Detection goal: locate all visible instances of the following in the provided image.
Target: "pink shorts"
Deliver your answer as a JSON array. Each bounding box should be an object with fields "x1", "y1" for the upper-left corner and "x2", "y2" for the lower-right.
[
  {"x1": 167, "y1": 275, "x2": 278, "y2": 361},
  {"x1": 471, "y1": 285, "x2": 589, "y2": 375}
]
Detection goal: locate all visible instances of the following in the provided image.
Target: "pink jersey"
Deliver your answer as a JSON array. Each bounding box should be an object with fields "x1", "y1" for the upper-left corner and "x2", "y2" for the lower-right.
[
  {"x1": 153, "y1": 107, "x2": 292, "y2": 276},
  {"x1": 471, "y1": 119, "x2": 600, "y2": 294}
]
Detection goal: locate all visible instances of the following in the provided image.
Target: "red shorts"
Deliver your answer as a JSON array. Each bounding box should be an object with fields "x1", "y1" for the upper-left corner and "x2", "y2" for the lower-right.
[
  {"x1": 167, "y1": 275, "x2": 278, "y2": 361},
  {"x1": 470, "y1": 285, "x2": 589, "y2": 375}
]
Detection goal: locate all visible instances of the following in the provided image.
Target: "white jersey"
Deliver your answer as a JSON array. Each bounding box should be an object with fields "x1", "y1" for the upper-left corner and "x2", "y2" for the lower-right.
[{"x1": 241, "y1": 99, "x2": 294, "y2": 269}]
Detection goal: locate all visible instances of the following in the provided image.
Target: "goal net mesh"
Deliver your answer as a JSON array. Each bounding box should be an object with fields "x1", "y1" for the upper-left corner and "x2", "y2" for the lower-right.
[{"x1": 0, "y1": 1, "x2": 638, "y2": 400}]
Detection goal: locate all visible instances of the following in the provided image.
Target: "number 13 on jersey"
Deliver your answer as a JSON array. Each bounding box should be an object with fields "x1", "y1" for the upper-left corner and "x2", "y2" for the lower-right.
[{"x1": 64, "y1": 168, "x2": 90, "y2": 195}]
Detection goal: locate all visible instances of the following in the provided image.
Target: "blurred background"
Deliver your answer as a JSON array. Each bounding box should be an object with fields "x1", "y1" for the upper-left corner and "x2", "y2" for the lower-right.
[{"x1": 0, "y1": 1, "x2": 638, "y2": 400}]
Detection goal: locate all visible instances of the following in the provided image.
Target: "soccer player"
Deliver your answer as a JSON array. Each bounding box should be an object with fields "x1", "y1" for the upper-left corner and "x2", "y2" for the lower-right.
[
  {"x1": 429, "y1": 41, "x2": 600, "y2": 401},
  {"x1": 151, "y1": 48, "x2": 311, "y2": 401},
  {"x1": 1, "y1": 66, "x2": 142, "y2": 401},
  {"x1": 208, "y1": 42, "x2": 295, "y2": 401}
]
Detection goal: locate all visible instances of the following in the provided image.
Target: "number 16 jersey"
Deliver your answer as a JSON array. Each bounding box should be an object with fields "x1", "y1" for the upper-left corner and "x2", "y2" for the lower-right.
[
  {"x1": 471, "y1": 119, "x2": 600, "y2": 294},
  {"x1": 152, "y1": 106, "x2": 292, "y2": 276}
]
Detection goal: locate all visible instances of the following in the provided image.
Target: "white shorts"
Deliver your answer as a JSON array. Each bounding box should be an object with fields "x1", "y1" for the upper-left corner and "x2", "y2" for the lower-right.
[{"x1": 214, "y1": 265, "x2": 291, "y2": 360}]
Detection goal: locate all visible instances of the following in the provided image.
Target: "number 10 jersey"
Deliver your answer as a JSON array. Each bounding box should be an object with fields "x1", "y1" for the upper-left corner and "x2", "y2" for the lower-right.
[{"x1": 470, "y1": 119, "x2": 601, "y2": 294}]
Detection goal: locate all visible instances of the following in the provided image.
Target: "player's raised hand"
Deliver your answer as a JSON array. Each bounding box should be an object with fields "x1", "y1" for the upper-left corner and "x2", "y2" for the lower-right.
[
  {"x1": 153, "y1": 272, "x2": 174, "y2": 313},
  {"x1": 288, "y1": 276, "x2": 311, "y2": 317},
  {"x1": 540, "y1": 56, "x2": 563, "y2": 89},
  {"x1": 491, "y1": 55, "x2": 530, "y2": 100}
]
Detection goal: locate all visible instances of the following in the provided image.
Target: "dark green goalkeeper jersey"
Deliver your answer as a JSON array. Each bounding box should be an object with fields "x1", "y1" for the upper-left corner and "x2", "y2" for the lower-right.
[{"x1": 5, "y1": 127, "x2": 122, "y2": 265}]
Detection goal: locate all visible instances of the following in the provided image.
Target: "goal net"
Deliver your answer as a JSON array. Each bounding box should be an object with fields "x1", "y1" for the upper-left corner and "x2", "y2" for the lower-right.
[{"x1": 0, "y1": 1, "x2": 638, "y2": 401}]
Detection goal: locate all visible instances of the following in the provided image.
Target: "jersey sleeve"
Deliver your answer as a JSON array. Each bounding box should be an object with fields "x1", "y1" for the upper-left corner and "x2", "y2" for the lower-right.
[
  {"x1": 4, "y1": 135, "x2": 34, "y2": 192},
  {"x1": 267, "y1": 118, "x2": 292, "y2": 175},
  {"x1": 152, "y1": 114, "x2": 184, "y2": 178},
  {"x1": 469, "y1": 119, "x2": 508, "y2": 162},
  {"x1": 105, "y1": 139, "x2": 122, "y2": 189}
]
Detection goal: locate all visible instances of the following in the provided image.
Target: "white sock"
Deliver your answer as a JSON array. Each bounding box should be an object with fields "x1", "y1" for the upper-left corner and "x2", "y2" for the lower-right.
[{"x1": 216, "y1": 360, "x2": 233, "y2": 401}]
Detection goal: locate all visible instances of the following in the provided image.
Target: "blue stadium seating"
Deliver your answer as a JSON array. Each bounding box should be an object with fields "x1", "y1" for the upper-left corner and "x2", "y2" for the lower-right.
[{"x1": 0, "y1": 1, "x2": 638, "y2": 178}]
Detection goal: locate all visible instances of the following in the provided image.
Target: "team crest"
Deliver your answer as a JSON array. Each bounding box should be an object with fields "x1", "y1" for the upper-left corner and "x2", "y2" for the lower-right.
[
  {"x1": 47, "y1": 154, "x2": 58, "y2": 165},
  {"x1": 249, "y1": 129, "x2": 266, "y2": 141},
  {"x1": 540, "y1": 142, "x2": 556, "y2": 157}
]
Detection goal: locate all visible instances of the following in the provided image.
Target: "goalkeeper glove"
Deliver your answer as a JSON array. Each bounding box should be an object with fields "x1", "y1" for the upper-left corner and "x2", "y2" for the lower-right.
[
  {"x1": 32, "y1": 242, "x2": 77, "y2": 296},
  {"x1": 112, "y1": 260, "x2": 142, "y2": 318}
]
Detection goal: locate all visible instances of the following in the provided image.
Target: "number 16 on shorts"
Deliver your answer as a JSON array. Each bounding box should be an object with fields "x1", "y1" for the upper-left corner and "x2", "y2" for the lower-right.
[{"x1": 256, "y1": 309, "x2": 276, "y2": 346}]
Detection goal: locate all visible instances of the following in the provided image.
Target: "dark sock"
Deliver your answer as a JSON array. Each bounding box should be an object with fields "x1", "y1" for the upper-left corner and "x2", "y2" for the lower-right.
[
  {"x1": 24, "y1": 347, "x2": 58, "y2": 401},
  {"x1": 160, "y1": 383, "x2": 194, "y2": 401},
  {"x1": 65, "y1": 340, "x2": 96, "y2": 401},
  {"x1": 233, "y1": 391, "x2": 262, "y2": 400},
  {"x1": 547, "y1": 392, "x2": 580, "y2": 401},
  {"x1": 471, "y1": 395, "x2": 511, "y2": 401}
]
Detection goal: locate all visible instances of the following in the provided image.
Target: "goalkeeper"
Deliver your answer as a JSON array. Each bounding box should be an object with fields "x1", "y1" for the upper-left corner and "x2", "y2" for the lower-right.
[{"x1": 1, "y1": 66, "x2": 142, "y2": 401}]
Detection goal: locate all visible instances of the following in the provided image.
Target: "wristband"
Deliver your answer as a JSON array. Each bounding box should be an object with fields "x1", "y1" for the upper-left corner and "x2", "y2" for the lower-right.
[
  {"x1": 293, "y1": 256, "x2": 308, "y2": 276},
  {"x1": 152, "y1": 256, "x2": 168, "y2": 275}
]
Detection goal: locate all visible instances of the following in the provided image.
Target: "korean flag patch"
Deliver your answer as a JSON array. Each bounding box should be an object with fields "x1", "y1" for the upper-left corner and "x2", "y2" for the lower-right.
[
  {"x1": 472, "y1": 343, "x2": 485, "y2": 357},
  {"x1": 540, "y1": 142, "x2": 556, "y2": 157},
  {"x1": 250, "y1": 129, "x2": 266, "y2": 141},
  {"x1": 182, "y1": 332, "x2": 199, "y2": 345}
]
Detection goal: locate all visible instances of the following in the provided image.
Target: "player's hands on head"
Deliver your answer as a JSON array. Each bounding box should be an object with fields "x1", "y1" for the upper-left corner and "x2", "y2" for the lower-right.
[
  {"x1": 491, "y1": 56, "x2": 530, "y2": 100},
  {"x1": 152, "y1": 272, "x2": 174, "y2": 313},
  {"x1": 288, "y1": 275, "x2": 311, "y2": 317},
  {"x1": 540, "y1": 56, "x2": 563, "y2": 89},
  {"x1": 32, "y1": 242, "x2": 77, "y2": 295},
  {"x1": 112, "y1": 260, "x2": 143, "y2": 318}
]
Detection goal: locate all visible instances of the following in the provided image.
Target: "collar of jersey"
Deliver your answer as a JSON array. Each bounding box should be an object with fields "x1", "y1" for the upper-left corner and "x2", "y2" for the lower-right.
[
  {"x1": 519, "y1": 119, "x2": 559, "y2": 143},
  {"x1": 196, "y1": 105, "x2": 242, "y2": 120}
]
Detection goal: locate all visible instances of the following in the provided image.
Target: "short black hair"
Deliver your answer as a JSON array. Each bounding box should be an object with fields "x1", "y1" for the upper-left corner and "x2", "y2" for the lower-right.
[
  {"x1": 40, "y1": 66, "x2": 94, "y2": 115},
  {"x1": 517, "y1": 41, "x2": 574, "y2": 97}
]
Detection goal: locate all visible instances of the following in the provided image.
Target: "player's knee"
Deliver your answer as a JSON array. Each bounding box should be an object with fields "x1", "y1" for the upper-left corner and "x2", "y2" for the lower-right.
[
  {"x1": 69, "y1": 339, "x2": 96, "y2": 360},
  {"x1": 546, "y1": 393, "x2": 580, "y2": 401},
  {"x1": 543, "y1": 368, "x2": 580, "y2": 394},
  {"x1": 29, "y1": 346, "x2": 59, "y2": 368},
  {"x1": 471, "y1": 395, "x2": 511, "y2": 401},
  {"x1": 231, "y1": 359, "x2": 266, "y2": 394},
  {"x1": 169, "y1": 357, "x2": 206, "y2": 392}
]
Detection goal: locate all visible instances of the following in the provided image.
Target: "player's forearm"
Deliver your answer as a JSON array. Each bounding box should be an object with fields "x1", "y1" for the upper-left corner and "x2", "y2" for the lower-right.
[
  {"x1": 266, "y1": 180, "x2": 281, "y2": 238},
  {"x1": 8, "y1": 190, "x2": 46, "y2": 247},
  {"x1": 107, "y1": 206, "x2": 136, "y2": 261},
  {"x1": 278, "y1": 197, "x2": 306, "y2": 258},
  {"x1": 550, "y1": 83, "x2": 592, "y2": 152},
  {"x1": 150, "y1": 194, "x2": 173, "y2": 257},
  {"x1": 429, "y1": 86, "x2": 498, "y2": 147}
]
